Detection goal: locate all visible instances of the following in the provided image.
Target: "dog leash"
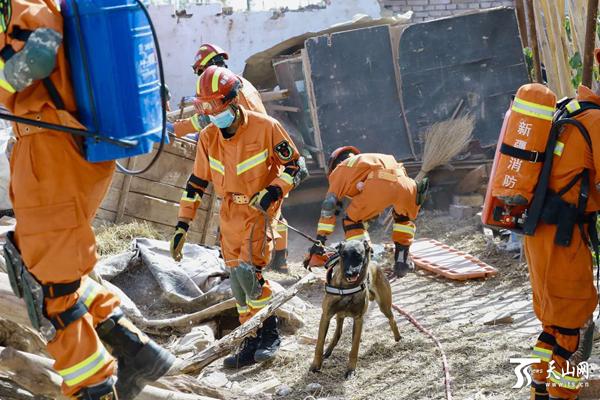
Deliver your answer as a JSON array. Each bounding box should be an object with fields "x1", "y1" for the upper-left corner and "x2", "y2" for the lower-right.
[
  {"x1": 391, "y1": 303, "x2": 453, "y2": 400},
  {"x1": 257, "y1": 209, "x2": 335, "y2": 251}
]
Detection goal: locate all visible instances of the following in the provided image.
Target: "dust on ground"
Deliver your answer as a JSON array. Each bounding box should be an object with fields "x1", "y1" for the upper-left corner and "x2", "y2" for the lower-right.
[{"x1": 204, "y1": 210, "x2": 542, "y2": 400}]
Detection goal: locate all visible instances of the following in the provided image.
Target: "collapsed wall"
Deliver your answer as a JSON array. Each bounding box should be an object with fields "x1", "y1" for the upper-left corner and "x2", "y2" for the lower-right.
[{"x1": 148, "y1": 0, "x2": 383, "y2": 102}]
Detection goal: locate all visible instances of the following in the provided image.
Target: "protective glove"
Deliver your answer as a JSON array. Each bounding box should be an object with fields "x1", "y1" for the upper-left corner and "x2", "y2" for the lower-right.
[
  {"x1": 302, "y1": 235, "x2": 327, "y2": 269},
  {"x1": 250, "y1": 185, "x2": 282, "y2": 214},
  {"x1": 170, "y1": 221, "x2": 189, "y2": 262},
  {"x1": 393, "y1": 243, "x2": 414, "y2": 278},
  {"x1": 5, "y1": 28, "x2": 62, "y2": 92}
]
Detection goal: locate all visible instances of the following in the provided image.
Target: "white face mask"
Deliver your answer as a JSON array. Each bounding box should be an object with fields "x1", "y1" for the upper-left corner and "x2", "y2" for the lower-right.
[{"x1": 209, "y1": 108, "x2": 235, "y2": 128}]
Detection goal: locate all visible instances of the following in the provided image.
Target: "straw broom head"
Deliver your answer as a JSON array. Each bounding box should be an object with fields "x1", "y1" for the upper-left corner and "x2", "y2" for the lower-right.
[{"x1": 414, "y1": 115, "x2": 475, "y2": 182}]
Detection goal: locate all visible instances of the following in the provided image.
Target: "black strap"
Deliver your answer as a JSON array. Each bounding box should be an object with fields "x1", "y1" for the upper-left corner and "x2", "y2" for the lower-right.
[
  {"x1": 538, "y1": 331, "x2": 556, "y2": 346},
  {"x1": 42, "y1": 279, "x2": 81, "y2": 298},
  {"x1": 553, "y1": 326, "x2": 579, "y2": 336},
  {"x1": 393, "y1": 212, "x2": 410, "y2": 223},
  {"x1": 42, "y1": 78, "x2": 65, "y2": 110},
  {"x1": 49, "y1": 298, "x2": 88, "y2": 330},
  {"x1": 553, "y1": 344, "x2": 574, "y2": 361},
  {"x1": 9, "y1": 25, "x2": 32, "y2": 41},
  {"x1": 188, "y1": 174, "x2": 209, "y2": 189},
  {"x1": 0, "y1": 44, "x2": 15, "y2": 60},
  {"x1": 500, "y1": 143, "x2": 545, "y2": 163}
]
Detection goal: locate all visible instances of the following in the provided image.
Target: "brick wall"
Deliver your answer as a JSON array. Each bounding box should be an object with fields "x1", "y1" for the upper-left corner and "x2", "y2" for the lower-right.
[{"x1": 380, "y1": 0, "x2": 515, "y2": 22}]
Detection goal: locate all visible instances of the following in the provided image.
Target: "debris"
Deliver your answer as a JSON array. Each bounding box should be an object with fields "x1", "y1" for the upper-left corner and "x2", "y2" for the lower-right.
[
  {"x1": 452, "y1": 194, "x2": 484, "y2": 207},
  {"x1": 482, "y1": 312, "x2": 514, "y2": 326},
  {"x1": 305, "y1": 382, "x2": 323, "y2": 393},
  {"x1": 297, "y1": 335, "x2": 318, "y2": 346},
  {"x1": 201, "y1": 372, "x2": 229, "y2": 389},
  {"x1": 171, "y1": 273, "x2": 317, "y2": 376},
  {"x1": 411, "y1": 238, "x2": 497, "y2": 280},
  {"x1": 173, "y1": 324, "x2": 217, "y2": 354},
  {"x1": 275, "y1": 384, "x2": 292, "y2": 397},
  {"x1": 244, "y1": 377, "x2": 281, "y2": 395},
  {"x1": 449, "y1": 204, "x2": 478, "y2": 220},
  {"x1": 456, "y1": 165, "x2": 488, "y2": 194}
]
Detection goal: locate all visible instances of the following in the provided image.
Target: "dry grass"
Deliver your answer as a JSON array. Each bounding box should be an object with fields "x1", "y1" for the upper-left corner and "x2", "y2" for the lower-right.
[
  {"x1": 416, "y1": 116, "x2": 475, "y2": 181},
  {"x1": 95, "y1": 221, "x2": 165, "y2": 256}
]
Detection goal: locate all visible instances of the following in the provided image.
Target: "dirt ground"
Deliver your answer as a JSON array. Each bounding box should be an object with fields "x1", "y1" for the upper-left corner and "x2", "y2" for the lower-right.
[{"x1": 199, "y1": 210, "x2": 551, "y2": 400}]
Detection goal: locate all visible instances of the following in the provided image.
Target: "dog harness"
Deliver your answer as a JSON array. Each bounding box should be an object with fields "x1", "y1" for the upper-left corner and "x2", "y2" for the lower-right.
[{"x1": 324, "y1": 253, "x2": 369, "y2": 296}]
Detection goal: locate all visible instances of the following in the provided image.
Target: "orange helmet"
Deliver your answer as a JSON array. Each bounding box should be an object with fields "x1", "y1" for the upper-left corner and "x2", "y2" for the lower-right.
[
  {"x1": 195, "y1": 66, "x2": 241, "y2": 115},
  {"x1": 327, "y1": 145, "x2": 360, "y2": 175},
  {"x1": 192, "y1": 43, "x2": 229, "y2": 75}
]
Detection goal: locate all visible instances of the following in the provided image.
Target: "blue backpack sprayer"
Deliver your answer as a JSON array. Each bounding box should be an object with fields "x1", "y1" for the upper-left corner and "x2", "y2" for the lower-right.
[{"x1": 0, "y1": 0, "x2": 168, "y2": 175}]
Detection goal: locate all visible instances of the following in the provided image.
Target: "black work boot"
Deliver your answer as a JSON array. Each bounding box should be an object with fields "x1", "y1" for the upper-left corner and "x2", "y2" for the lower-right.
[
  {"x1": 96, "y1": 310, "x2": 175, "y2": 400},
  {"x1": 75, "y1": 377, "x2": 117, "y2": 399},
  {"x1": 254, "y1": 315, "x2": 281, "y2": 362},
  {"x1": 393, "y1": 243, "x2": 414, "y2": 278},
  {"x1": 269, "y1": 249, "x2": 289, "y2": 273},
  {"x1": 223, "y1": 333, "x2": 261, "y2": 369}
]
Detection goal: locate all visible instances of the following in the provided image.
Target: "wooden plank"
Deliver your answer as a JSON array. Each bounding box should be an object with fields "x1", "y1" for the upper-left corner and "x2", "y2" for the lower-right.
[
  {"x1": 201, "y1": 195, "x2": 220, "y2": 244},
  {"x1": 95, "y1": 208, "x2": 116, "y2": 223},
  {"x1": 115, "y1": 158, "x2": 137, "y2": 223},
  {"x1": 99, "y1": 186, "x2": 122, "y2": 213},
  {"x1": 268, "y1": 104, "x2": 299, "y2": 113},
  {"x1": 128, "y1": 176, "x2": 212, "y2": 209},
  {"x1": 301, "y1": 48, "x2": 325, "y2": 169},
  {"x1": 582, "y1": 0, "x2": 599, "y2": 87},
  {"x1": 259, "y1": 89, "x2": 289, "y2": 102},
  {"x1": 133, "y1": 151, "x2": 195, "y2": 188},
  {"x1": 109, "y1": 172, "x2": 125, "y2": 190},
  {"x1": 123, "y1": 192, "x2": 208, "y2": 233},
  {"x1": 160, "y1": 137, "x2": 197, "y2": 160}
]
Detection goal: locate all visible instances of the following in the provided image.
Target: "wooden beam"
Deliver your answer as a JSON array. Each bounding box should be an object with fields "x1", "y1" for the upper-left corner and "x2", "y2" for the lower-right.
[
  {"x1": 268, "y1": 104, "x2": 300, "y2": 113},
  {"x1": 582, "y1": 0, "x2": 599, "y2": 87},
  {"x1": 259, "y1": 89, "x2": 289, "y2": 102},
  {"x1": 525, "y1": 0, "x2": 543, "y2": 83},
  {"x1": 515, "y1": 0, "x2": 529, "y2": 47}
]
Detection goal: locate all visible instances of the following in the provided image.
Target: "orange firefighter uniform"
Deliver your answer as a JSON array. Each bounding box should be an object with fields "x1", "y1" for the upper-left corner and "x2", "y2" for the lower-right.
[
  {"x1": 525, "y1": 85, "x2": 600, "y2": 400},
  {"x1": 172, "y1": 76, "x2": 266, "y2": 138},
  {"x1": 4, "y1": 1, "x2": 119, "y2": 396},
  {"x1": 177, "y1": 105, "x2": 299, "y2": 323},
  {"x1": 316, "y1": 153, "x2": 419, "y2": 243}
]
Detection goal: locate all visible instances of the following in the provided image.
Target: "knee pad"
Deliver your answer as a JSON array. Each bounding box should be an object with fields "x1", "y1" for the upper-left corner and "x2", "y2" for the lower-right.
[{"x1": 96, "y1": 308, "x2": 148, "y2": 359}]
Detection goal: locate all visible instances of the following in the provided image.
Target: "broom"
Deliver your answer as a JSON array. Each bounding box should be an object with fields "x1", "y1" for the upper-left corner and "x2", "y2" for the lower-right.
[{"x1": 414, "y1": 114, "x2": 475, "y2": 182}]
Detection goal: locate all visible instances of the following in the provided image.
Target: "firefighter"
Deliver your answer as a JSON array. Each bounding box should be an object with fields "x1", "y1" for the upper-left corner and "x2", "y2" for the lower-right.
[
  {"x1": 2, "y1": 1, "x2": 174, "y2": 398},
  {"x1": 172, "y1": 43, "x2": 291, "y2": 272},
  {"x1": 524, "y1": 55, "x2": 600, "y2": 400},
  {"x1": 171, "y1": 43, "x2": 266, "y2": 137},
  {"x1": 169, "y1": 66, "x2": 306, "y2": 368},
  {"x1": 305, "y1": 147, "x2": 428, "y2": 276}
]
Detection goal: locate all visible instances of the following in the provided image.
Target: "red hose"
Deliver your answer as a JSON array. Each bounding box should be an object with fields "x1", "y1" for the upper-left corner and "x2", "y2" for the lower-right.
[{"x1": 392, "y1": 303, "x2": 453, "y2": 400}]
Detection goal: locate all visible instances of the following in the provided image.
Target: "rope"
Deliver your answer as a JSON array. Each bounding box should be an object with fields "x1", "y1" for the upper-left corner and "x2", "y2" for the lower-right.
[{"x1": 391, "y1": 303, "x2": 452, "y2": 400}]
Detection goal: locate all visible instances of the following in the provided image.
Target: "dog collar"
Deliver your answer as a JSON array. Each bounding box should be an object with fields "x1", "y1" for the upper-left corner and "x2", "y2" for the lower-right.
[{"x1": 325, "y1": 282, "x2": 367, "y2": 296}]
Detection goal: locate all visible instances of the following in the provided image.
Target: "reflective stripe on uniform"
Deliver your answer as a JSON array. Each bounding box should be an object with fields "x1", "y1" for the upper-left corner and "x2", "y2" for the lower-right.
[
  {"x1": 181, "y1": 191, "x2": 200, "y2": 203},
  {"x1": 393, "y1": 223, "x2": 416, "y2": 237},
  {"x1": 190, "y1": 114, "x2": 201, "y2": 131},
  {"x1": 548, "y1": 371, "x2": 581, "y2": 389},
  {"x1": 57, "y1": 346, "x2": 111, "y2": 387},
  {"x1": 566, "y1": 100, "x2": 581, "y2": 113},
  {"x1": 200, "y1": 51, "x2": 217, "y2": 67},
  {"x1": 211, "y1": 68, "x2": 223, "y2": 92},
  {"x1": 0, "y1": 59, "x2": 15, "y2": 93},
  {"x1": 532, "y1": 346, "x2": 553, "y2": 362},
  {"x1": 318, "y1": 223, "x2": 335, "y2": 233},
  {"x1": 511, "y1": 97, "x2": 555, "y2": 121},
  {"x1": 236, "y1": 304, "x2": 249, "y2": 314},
  {"x1": 80, "y1": 280, "x2": 101, "y2": 309},
  {"x1": 276, "y1": 224, "x2": 287, "y2": 233},
  {"x1": 554, "y1": 141, "x2": 565, "y2": 156},
  {"x1": 209, "y1": 156, "x2": 225, "y2": 175},
  {"x1": 237, "y1": 150, "x2": 268, "y2": 175},
  {"x1": 248, "y1": 294, "x2": 272, "y2": 310},
  {"x1": 279, "y1": 172, "x2": 294, "y2": 186},
  {"x1": 347, "y1": 232, "x2": 370, "y2": 241},
  {"x1": 346, "y1": 155, "x2": 359, "y2": 167}
]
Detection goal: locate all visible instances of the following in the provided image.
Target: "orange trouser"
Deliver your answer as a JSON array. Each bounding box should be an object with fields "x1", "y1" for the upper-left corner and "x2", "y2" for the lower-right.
[
  {"x1": 273, "y1": 208, "x2": 287, "y2": 252},
  {"x1": 219, "y1": 197, "x2": 275, "y2": 323},
  {"x1": 531, "y1": 326, "x2": 583, "y2": 399},
  {"x1": 9, "y1": 130, "x2": 119, "y2": 397},
  {"x1": 344, "y1": 176, "x2": 418, "y2": 245},
  {"x1": 524, "y1": 222, "x2": 597, "y2": 399}
]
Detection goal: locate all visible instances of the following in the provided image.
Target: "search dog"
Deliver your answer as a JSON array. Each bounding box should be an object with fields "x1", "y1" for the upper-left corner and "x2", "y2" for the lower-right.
[{"x1": 309, "y1": 239, "x2": 401, "y2": 379}]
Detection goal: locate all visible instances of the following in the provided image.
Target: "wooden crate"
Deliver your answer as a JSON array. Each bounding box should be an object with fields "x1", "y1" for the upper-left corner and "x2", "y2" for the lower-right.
[{"x1": 95, "y1": 137, "x2": 220, "y2": 245}]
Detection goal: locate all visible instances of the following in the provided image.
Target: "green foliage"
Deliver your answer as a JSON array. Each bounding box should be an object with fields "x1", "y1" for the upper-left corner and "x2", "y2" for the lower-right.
[
  {"x1": 523, "y1": 47, "x2": 534, "y2": 82},
  {"x1": 569, "y1": 51, "x2": 583, "y2": 88}
]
